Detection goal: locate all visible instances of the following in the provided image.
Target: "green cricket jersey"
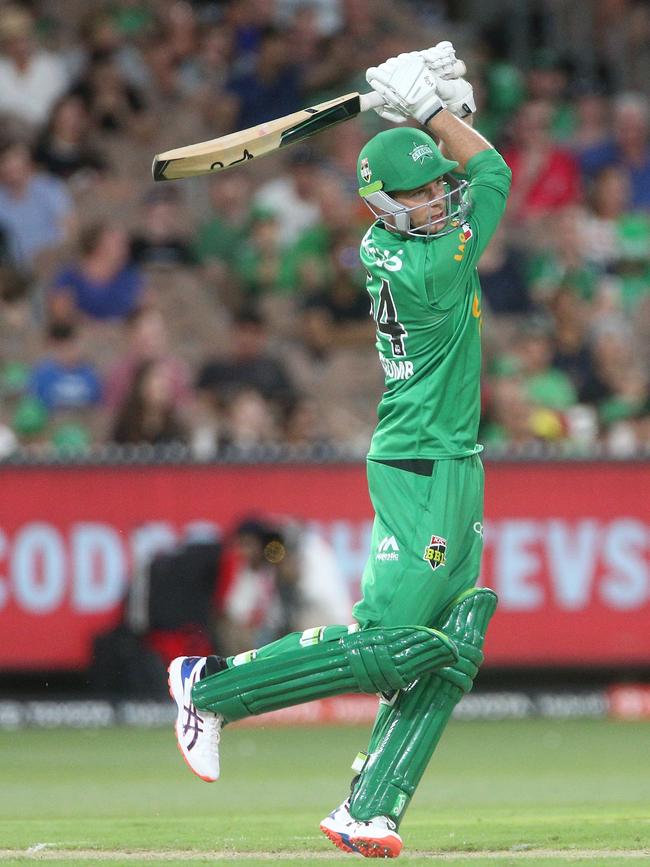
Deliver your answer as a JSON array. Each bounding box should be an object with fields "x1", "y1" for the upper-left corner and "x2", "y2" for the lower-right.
[{"x1": 361, "y1": 148, "x2": 512, "y2": 460}]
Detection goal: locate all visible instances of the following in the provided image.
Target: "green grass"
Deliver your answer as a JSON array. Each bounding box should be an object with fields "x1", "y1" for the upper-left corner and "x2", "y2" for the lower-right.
[{"x1": 0, "y1": 720, "x2": 648, "y2": 865}]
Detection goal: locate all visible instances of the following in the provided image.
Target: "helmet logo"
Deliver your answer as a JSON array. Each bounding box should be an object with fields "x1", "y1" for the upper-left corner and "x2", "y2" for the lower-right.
[
  {"x1": 409, "y1": 143, "x2": 434, "y2": 164},
  {"x1": 360, "y1": 157, "x2": 372, "y2": 182}
]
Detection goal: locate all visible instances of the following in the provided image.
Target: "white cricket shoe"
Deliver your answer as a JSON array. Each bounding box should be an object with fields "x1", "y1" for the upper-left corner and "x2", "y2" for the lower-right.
[
  {"x1": 168, "y1": 656, "x2": 222, "y2": 782},
  {"x1": 320, "y1": 799, "x2": 403, "y2": 858}
]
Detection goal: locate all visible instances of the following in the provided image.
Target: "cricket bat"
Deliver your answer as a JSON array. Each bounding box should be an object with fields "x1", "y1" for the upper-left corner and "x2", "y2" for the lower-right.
[{"x1": 152, "y1": 91, "x2": 384, "y2": 181}]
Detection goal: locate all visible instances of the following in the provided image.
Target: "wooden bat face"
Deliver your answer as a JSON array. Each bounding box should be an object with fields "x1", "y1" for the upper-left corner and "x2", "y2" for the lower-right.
[{"x1": 152, "y1": 91, "x2": 381, "y2": 181}]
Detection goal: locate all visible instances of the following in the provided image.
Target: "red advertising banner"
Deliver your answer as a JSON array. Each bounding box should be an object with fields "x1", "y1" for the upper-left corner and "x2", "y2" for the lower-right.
[{"x1": 0, "y1": 462, "x2": 648, "y2": 670}]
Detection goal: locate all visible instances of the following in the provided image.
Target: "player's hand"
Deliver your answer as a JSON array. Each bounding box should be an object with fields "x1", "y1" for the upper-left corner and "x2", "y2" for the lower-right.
[
  {"x1": 421, "y1": 42, "x2": 474, "y2": 117},
  {"x1": 434, "y1": 77, "x2": 476, "y2": 117},
  {"x1": 367, "y1": 53, "x2": 445, "y2": 126},
  {"x1": 421, "y1": 41, "x2": 466, "y2": 80}
]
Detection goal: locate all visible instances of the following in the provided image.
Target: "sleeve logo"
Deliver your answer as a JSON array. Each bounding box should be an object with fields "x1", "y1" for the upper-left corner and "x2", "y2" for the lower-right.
[
  {"x1": 423, "y1": 534, "x2": 447, "y2": 570},
  {"x1": 454, "y1": 223, "x2": 473, "y2": 262}
]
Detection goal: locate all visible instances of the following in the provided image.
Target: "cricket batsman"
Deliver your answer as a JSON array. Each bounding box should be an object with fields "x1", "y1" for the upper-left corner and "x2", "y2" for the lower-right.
[{"x1": 167, "y1": 43, "x2": 511, "y2": 859}]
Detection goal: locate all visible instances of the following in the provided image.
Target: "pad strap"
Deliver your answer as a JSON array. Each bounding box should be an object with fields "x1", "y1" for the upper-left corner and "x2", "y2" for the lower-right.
[{"x1": 191, "y1": 625, "x2": 458, "y2": 722}]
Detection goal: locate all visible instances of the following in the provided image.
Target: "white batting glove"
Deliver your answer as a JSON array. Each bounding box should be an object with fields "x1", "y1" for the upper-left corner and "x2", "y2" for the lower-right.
[
  {"x1": 421, "y1": 42, "x2": 474, "y2": 117},
  {"x1": 421, "y1": 41, "x2": 467, "y2": 80},
  {"x1": 366, "y1": 53, "x2": 445, "y2": 126},
  {"x1": 435, "y1": 77, "x2": 476, "y2": 117}
]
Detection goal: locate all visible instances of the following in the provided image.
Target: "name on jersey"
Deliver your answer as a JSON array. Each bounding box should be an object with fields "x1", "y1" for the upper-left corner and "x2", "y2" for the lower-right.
[{"x1": 379, "y1": 353, "x2": 414, "y2": 380}]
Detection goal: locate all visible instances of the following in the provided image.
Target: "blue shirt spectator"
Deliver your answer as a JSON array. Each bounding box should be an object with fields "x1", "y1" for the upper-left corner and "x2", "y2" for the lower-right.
[
  {"x1": 28, "y1": 322, "x2": 102, "y2": 411},
  {"x1": 0, "y1": 141, "x2": 73, "y2": 269},
  {"x1": 578, "y1": 93, "x2": 650, "y2": 210},
  {"x1": 50, "y1": 262, "x2": 144, "y2": 320},
  {"x1": 226, "y1": 27, "x2": 302, "y2": 130},
  {"x1": 48, "y1": 222, "x2": 145, "y2": 323}
]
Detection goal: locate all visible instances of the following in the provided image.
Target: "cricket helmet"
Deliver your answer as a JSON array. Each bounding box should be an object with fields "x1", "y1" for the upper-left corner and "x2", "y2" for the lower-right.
[{"x1": 357, "y1": 127, "x2": 469, "y2": 237}]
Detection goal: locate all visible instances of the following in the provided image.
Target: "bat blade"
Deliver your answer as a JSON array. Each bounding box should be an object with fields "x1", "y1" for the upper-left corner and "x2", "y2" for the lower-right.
[{"x1": 152, "y1": 91, "x2": 382, "y2": 181}]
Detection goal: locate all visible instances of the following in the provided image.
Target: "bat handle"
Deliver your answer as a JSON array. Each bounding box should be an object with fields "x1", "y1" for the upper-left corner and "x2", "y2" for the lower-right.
[{"x1": 359, "y1": 91, "x2": 387, "y2": 112}]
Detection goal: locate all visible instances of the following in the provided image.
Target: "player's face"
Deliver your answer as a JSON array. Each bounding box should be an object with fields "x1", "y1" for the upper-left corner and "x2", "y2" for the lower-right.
[{"x1": 391, "y1": 178, "x2": 447, "y2": 233}]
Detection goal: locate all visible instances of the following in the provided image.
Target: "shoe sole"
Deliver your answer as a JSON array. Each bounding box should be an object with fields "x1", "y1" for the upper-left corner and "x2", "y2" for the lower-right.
[
  {"x1": 167, "y1": 658, "x2": 218, "y2": 783},
  {"x1": 320, "y1": 825, "x2": 402, "y2": 859}
]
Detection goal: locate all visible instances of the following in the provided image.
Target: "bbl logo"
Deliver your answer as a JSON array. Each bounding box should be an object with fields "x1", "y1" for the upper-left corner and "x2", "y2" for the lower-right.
[
  {"x1": 360, "y1": 157, "x2": 372, "y2": 182},
  {"x1": 423, "y1": 534, "x2": 447, "y2": 571}
]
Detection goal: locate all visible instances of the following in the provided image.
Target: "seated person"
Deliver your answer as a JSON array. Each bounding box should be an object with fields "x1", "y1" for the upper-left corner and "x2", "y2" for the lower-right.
[
  {"x1": 28, "y1": 321, "x2": 102, "y2": 412},
  {"x1": 48, "y1": 221, "x2": 146, "y2": 323}
]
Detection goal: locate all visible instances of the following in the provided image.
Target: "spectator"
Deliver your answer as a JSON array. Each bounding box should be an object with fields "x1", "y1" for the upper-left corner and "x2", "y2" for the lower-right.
[
  {"x1": 0, "y1": 138, "x2": 75, "y2": 271},
  {"x1": 71, "y1": 54, "x2": 149, "y2": 137},
  {"x1": 234, "y1": 208, "x2": 293, "y2": 301},
  {"x1": 111, "y1": 358, "x2": 186, "y2": 445},
  {"x1": 130, "y1": 187, "x2": 196, "y2": 268},
  {"x1": 579, "y1": 93, "x2": 650, "y2": 210},
  {"x1": 48, "y1": 221, "x2": 146, "y2": 324},
  {"x1": 549, "y1": 289, "x2": 599, "y2": 401},
  {"x1": 283, "y1": 395, "x2": 332, "y2": 448},
  {"x1": 527, "y1": 206, "x2": 601, "y2": 304},
  {"x1": 192, "y1": 172, "x2": 254, "y2": 285},
  {"x1": 284, "y1": 175, "x2": 367, "y2": 295},
  {"x1": 221, "y1": 386, "x2": 280, "y2": 449},
  {"x1": 0, "y1": 5, "x2": 70, "y2": 128},
  {"x1": 78, "y1": 8, "x2": 152, "y2": 88},
  {"x1": 225, "y1": 26, "x2": 302, "y2": 132},
  {"x1": 502, "y1": 99, "x2": 582, "y2": 228},
  {"x1": 297, "y1": 231, "x2": 374, "y2": 351},
  {"x1": 177, "y1": 24, "x2": 233, "y2": 129},
  {"x1": 567, "y1": 89, "x2": 611, "y2": 164},
  {"x1": 254, "y1": 146, "x2": 325, "y2": 247},
  {"x1": 28, "y1": 321, "x2": 102, "y2": 413},
  {"x1": 34, "y1": 93, "x2": 107, "y2": 185},
  {"x1": 103, "y1": 306, "x2": 192, "y2": 412},
  {"x1": 525, "y1": 51, "x2": 575, "y2": 141},
  {"x1": 477, "y1": 226, "x2": 534, "y2": 315},
  {"x1": 513, "y1": 322, "x2": 578, "y2": 412},
  {"x1": 0, "y1": 265, "x2": 40, "y2": 364},
  {"x1": 582, "y1": 165, "x2": 633, "y2": 267},
  {"x1": 480, "y1": 376, "x2": 536, "y2": 446},
  {"x1": 196, "y1": 306, "x2": 297, "y2": 413}
]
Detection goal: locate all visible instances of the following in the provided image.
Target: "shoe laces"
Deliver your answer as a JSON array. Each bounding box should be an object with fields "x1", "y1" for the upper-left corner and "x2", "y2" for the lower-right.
[{"x1": 202, "y1": 711, "x2": 222, "y2": 752}]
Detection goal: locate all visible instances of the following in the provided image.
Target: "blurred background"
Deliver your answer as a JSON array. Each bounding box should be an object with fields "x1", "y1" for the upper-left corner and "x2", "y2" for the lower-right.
[{"x1": 0, "y1": 0, "x2": 648, "y2": 727}]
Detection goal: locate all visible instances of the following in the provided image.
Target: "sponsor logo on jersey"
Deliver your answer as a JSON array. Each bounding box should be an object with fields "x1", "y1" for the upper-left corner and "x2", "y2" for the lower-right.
[
  {"x1": 376, "y1": 535, "x2": 400, "y2": 561},
  {"x1": 454, "y1": 222, "x2": 473, "y2": 262},
  {"x1": 379, "y1": 353, "x2": 414, "y2": 380},
  {"x1": 409, "y1": 142, "x2": 434, "y2": 164},
  {"x1": 360, "y1": 157, "x2": 372, "y2": 182},
  {"x1": 361, "y1": 233, "x2": 404, "y2": 272},
  {"x1": 423, "y1": 534, "x2": 447, "y2": 570}
]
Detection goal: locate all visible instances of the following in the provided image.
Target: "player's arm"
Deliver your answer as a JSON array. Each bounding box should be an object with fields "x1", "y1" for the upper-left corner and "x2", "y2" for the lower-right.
[
  {"x1": 425, "y1": 111, "x2": 491, "y2": 171},
  {"x1": 367, "y1": 51, "x2": 511, "y2": 264}
]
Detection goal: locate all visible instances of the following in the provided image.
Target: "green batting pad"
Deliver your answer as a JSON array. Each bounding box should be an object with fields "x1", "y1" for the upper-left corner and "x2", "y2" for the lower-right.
[
  {"x1": 349, "y1": 588, "x2": 497, "y2": 825},
  {"x1": 191, "y1": 624, "x2": 458, "y2": 722}
]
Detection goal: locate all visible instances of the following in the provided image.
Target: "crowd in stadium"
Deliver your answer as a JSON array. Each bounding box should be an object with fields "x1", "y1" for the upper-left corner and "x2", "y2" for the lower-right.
[{"x1": 1, "y1": 0, "x2": 649, "y2": 458}]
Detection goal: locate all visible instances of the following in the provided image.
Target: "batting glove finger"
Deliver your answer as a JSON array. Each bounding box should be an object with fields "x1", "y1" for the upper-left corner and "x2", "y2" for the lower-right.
[{"x1": 373, "y1": 103, "x2": 410, "y2": 124}]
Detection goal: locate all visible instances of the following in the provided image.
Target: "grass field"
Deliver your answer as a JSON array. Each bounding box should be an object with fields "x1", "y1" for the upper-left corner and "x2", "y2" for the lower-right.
[{"x1": 0, "y1": 719, "x2": 648, "y2": 866}]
